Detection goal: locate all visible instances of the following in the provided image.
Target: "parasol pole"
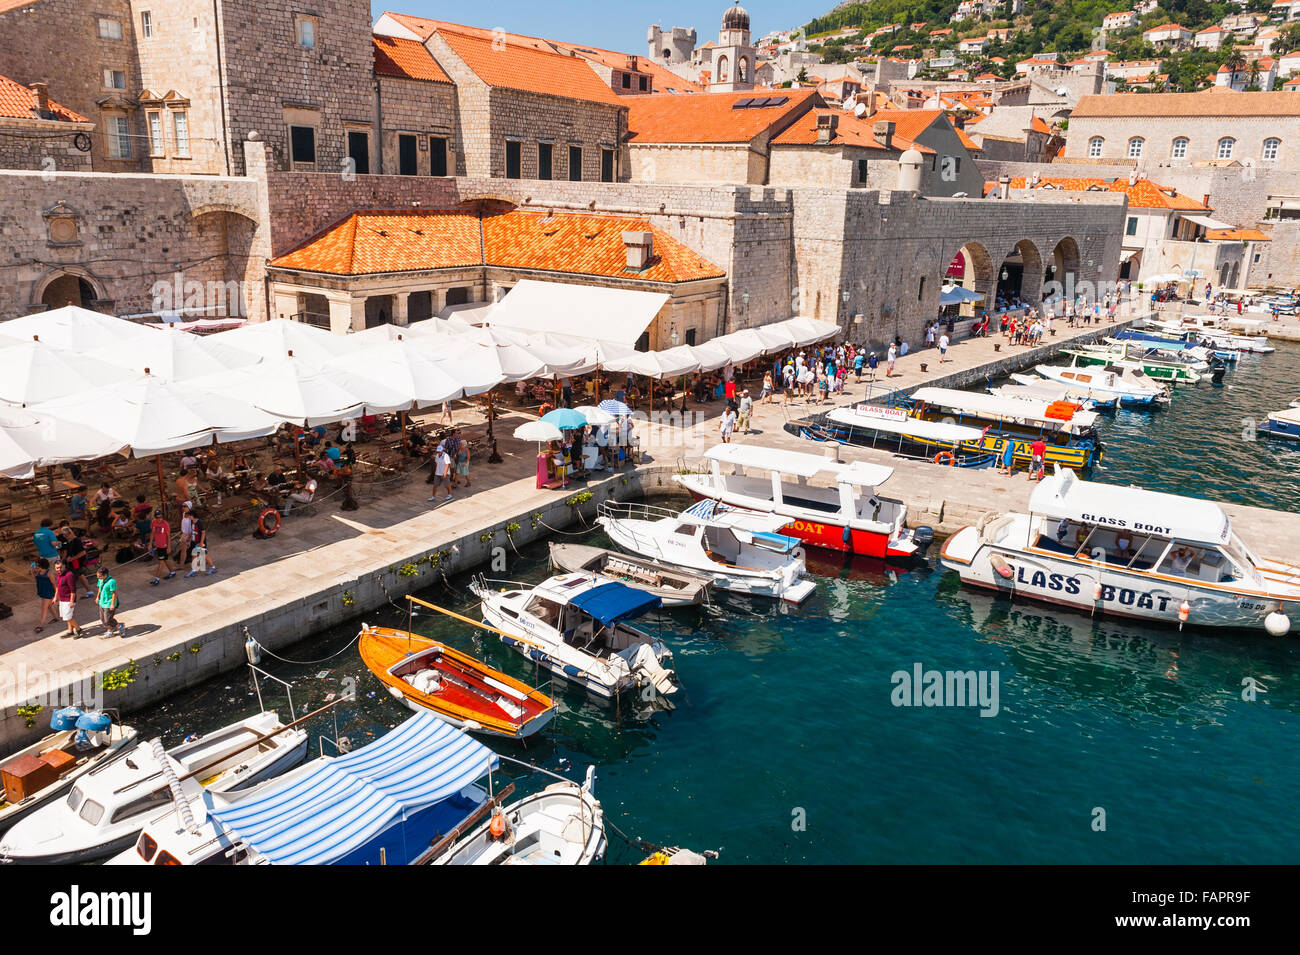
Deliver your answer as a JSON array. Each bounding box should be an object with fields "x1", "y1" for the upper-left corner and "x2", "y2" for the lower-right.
[
  {"x1": 487, "y1": 388, "x2": 502, "y2": 463},
  {"x1": 155, "y1": 456, "x2": 166, "y2": 521},
  {"x1": 400, "y1": 410, "x2": 409, "y2": 453}
]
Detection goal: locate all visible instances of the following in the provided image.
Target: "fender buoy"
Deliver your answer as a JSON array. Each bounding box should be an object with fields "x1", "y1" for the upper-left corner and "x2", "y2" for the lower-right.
[
  {"x1": 1178, "y1": 600, "x2": 1190, "y2": 627},
  {"x1": 489, "y1": 810, "x2": 508, "y2": 840},
  {"x1": 933, "y1": 451, "x2": 956, "y2": 466},
  {"x1": 988, "y1": 553, "x2": 1014, "y2": 580},
  {"x1": 258, "y1": 507, "x2": 282, "y2": 537},
  {"x1": 1092, "y1": 582, "x2": 1103, "y2": 601}
]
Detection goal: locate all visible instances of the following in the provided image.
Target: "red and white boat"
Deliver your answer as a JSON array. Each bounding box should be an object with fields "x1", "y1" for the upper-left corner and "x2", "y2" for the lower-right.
[{"x1": 674, "y1": 444, "x2": 932, "y2": 560}]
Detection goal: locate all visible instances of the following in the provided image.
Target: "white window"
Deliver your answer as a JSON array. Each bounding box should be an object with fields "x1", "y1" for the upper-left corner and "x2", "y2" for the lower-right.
[
  {"x1": 141, "y1": 11, "x2": 152, "y2": 38},
  {"x1": 1217, "y1": 136, "x2": 1235, "y2": 159},
  {"x1": 1171, "y1": 137, "x2": 1188, "y2": 159},
  {"x1": 107, "y1": 115, "x2": 131, "y2": 159},
  {"x1": 103, "y1": 69, "x2": 126, "y2": 90},
  {"x1": 98, "y1": 17, "x2": 122, "y2": 40},
  {"x1": 147, "y1": 111, "x2": 163, "y2": 156},
  {"x1": 1088, "y1": 136, "x2": 1103, "y2": 158},
  {"x1": 296, "y1": 16, "x2": 316, "y2": 48},
  {"x1": 1263, "y1": 137, "x2": 1280, "y2": 161},
  {"x1": 1127, "y1": 136, "x2": 1144, "y2": 159},
  {"x1": 173, "y1": 111, "x2": 190, "y2": 158}
]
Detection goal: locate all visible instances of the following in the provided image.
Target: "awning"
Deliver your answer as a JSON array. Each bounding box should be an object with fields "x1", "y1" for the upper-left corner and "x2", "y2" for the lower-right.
[
  {"x1": 568, "y1": 581, "x2": 662, "y2": 626},
  {"x1": 487, "y1": 279, "x2": 670, "y2": 346},
  {"x1": 209, "y1": 712, "x2": 497, "y2": 866},
  {"x1": 940, "y1": 285, "x2": 984, "y2": 305},
  {"x1": 1183, "y1": 214, "x2": 1233, "y2": 231},
  {"x1": 1118, "y1": 249, "x2": 1138, "y2": 262}
]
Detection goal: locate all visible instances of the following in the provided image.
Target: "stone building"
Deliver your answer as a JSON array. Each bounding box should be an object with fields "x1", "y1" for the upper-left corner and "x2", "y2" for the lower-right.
[
  {"x1": 0, "y1": 72, "x2": 93, "y2": 171},
  {"x1": 1065, "y1": 90, "x2": 1300, "y2": 167}
]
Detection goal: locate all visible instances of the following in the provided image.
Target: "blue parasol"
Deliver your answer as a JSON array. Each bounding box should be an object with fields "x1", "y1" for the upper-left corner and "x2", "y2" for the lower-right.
[
  {"x1": 597, "y1": 399, "x2": 632, "y2": 416},
  {"x1": 541, "y1": 407, "x2": 589, "y2": 430}
]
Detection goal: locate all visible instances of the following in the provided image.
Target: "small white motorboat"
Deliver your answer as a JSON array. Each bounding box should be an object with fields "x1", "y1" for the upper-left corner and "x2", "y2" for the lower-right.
[
  {"x1": 429, "y1": 765, "x2": 606, "y2": 866},
  {"x1": 993, "y1": 380, "x2": 1113, "y2": 411},
  {"x1": 0, "y1": 710, "x2": 307, "y2": 864},
  {"x1": 548, "y1": 542, "x2": 713, "y2": 607},
  {"x1": 597, "y1": 499, "x2": 817, "y2": 603},
  {"x1": 472, "y1": 574, "x2": 679, "y2": 699},
  {"x1": 1032, "y1": 363, "x2": 1169, "y2": 407},
  {"x1": 0, "y1": 708, "x2": 138, "y2": 835}
]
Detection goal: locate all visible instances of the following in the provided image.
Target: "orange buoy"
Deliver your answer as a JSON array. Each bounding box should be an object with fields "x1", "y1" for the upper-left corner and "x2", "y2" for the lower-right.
[
  {"x1": 933, "y1": 450, "x2": 956, "y2": 466},
  {"x1": 1178, "y1": 600, "x2": 1190, "y2": 626},
  {"x1": 258, "y1": 507, "x2": 282, "y2": 537},
  {"x1": 489, "y1": 810, "x2": 507, "y2": 840}
]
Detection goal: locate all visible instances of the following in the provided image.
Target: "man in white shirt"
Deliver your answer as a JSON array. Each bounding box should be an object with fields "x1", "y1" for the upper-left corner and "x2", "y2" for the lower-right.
[
  {"x1": 427, "y1": 445, "x2": 453, "y2": 503},
  {"x1": 284, "y1": 478, "x2": 317, "y2": 515},
  {"x1": 938, "y1": 333, "x2": 950, "y2": 363},
  {"x1": 886, "y1": 342, "x2": 897, "y2": 377}
]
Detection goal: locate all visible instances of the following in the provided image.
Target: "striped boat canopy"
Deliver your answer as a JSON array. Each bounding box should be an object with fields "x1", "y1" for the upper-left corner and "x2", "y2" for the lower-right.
[{"x1": 209, "y1": 712, "x2": 497, "y2": 865}]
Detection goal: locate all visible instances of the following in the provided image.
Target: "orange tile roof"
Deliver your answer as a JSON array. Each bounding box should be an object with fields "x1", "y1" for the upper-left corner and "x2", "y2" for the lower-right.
[
  {"x1": 0, "y1": 0, "x2": 38, "y2": 12},
  {"x1": 270, "y1": 210, "x2": 724, "y2": 284},
  {"x1": 626, "y1": 89, "x2": 819, "y2": 144},
  {"x1": 0, "y1": 72, "x2": 87, "y2": 123},
  {"x1": 373, "y1": 36, "x2": 451, "y2": 83},
  {"x1": 769, "y1": 108, "x2": 933, "y2": 152},
  {"x1": 955, "y1": 126, "x2": 981, "y2": 151},
  {"x1": 383, "y1": 13, "x2": 555, "y2": 51},
  {"x1": 993, "y1": 176, "x2": 1209, "y2": 210},
  {"x1": 1030, "y1": 116, "x2": 1052, "y2": 134},
  {"x1": 1206, "y1": 228, "x2": 1270, "y2": 241},
  {"x1": 552, "y1": 43, "x2": 707, "y2": 94},
  {"x1": 434, "y1": 26, "x2": 623, "y2": 106},
  {"x1": 1074, "y1": 90, "x2": 1300, "y2": 117}
]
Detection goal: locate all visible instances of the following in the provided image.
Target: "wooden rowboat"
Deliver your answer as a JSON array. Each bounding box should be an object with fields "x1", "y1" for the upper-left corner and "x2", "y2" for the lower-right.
[
  {"x1": 548, "y1": 542, "x2": 713, "y2": 607},
  {"x1": 359, "y1": 626, "x2": 556, "y2": 740}
]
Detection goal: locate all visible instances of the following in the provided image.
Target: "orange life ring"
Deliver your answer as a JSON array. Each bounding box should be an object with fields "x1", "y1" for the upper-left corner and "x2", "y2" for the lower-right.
[
  {"x1": 933, "y1": 451, "x2": 956, "y2": 466},
  {"x1": 258, "y1": 507, "x2": 282, "y2": 537},
  {"x1": 538, "y1": 403, "x2": 554, "y2": 417}
]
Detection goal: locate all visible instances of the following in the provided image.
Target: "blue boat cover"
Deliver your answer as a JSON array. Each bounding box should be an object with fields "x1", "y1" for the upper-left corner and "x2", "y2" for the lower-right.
[
  {"x1": 569, "y1": 581, "x2": 662, "y2": 626},
  {"x1": 209, "y1": 712, "x2": 497, "y2": 865}
]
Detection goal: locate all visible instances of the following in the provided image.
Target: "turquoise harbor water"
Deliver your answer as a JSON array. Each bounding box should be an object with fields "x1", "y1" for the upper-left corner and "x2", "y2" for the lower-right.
[{"x1": 127, "y1": 344, "x2": 1300, "y2": 865}]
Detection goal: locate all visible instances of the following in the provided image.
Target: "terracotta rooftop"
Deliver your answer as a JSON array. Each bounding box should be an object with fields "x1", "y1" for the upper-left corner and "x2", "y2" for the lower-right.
[
  {"x1": 0, "y1": 73, "x2": 87, "y2": 123},
  {"x1": 626, "y1": 89, "x2": 819, "y2": 144},
  {"x1": 1206, "y1": 228, "x2": 1269, "y2": 241},
  {"x1": 435, "y1": 26, "x2": 623, "y2": 106},
  {"x1": 553, "y1": 42, "x2": 707, "y2": 94},
  {"x1": 1074, "y1": 90, "x2": 1300, "y2": 117},
  {"x1": 769, "y1": 108, "x2": 932, "y2": 152},
  {"x1": 989, "y1": 176, "x2": 1210, "y2": 211},
  {"x1": 373, "y1": 36, "x2": 451, "y2": 83},
  {"x1": 270, "y1": 210, "x2": 725, "y2": 284}
]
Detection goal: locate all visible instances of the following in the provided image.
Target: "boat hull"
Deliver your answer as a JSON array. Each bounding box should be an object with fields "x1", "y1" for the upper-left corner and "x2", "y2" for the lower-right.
[
  {"x1": 547, "y1": 542, "x2": 711, "y2": 607},
  {"x1": 940, "y1": 526, "x2": 1292, "y2": 632}
]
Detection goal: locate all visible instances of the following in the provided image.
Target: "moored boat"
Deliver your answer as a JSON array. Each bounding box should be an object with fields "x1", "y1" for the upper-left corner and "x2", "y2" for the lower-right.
[
  {"x1": 1258, "y1": 406, "x2": 1300, "y2": 442},
  {"x1": 674, "y1": 443, "x2": 930, "y2": 560},
  {"x1": 0, "y1": 708, "x2": 137, "y2": 835},
  {"x1": 359, "y1": 625, "x2": 555, "y2": 739},
  {"x1": 1032, "y1": 364, "x2": 1168, "y2": 407},
  {"x1": 940, "y1": 468, "x2": 1300, "y2": 634},
  {"x1": 1061, "y1": 344, "x2": 1203, "y2": 383},
  {"x1": 472, "y1": 574, "x2": 680, "y2": 698},
  {"x1": 597, "y1": 498, "x2": 818, "y2": 603},
  {"x1": 795, "y1": 405, "x2": 995, "y2": 468},
  {"x1": 548, "y1": 541, "x2": 713, "y2": 607}
]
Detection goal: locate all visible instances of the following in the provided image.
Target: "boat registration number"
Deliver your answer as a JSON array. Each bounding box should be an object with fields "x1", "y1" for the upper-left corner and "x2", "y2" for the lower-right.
[{"x1": 1081, "y1": 513, "x2": 1171, "y2": 535}]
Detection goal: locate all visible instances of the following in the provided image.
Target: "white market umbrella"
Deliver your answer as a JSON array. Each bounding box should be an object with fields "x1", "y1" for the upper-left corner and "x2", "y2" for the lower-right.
[
  {"x1": 214, "y1": 318, "x2": 352, "y2": 366},
  {"x1": 688, "y1": 340, "x2": 733, "y2": 372},
  {"x1": 513, "y1": 420, "x2": 564, "y2": 442},
  {"x1": 1, "y1": 305, "x2": 156, "y2": 351},
  {"x1": 573, "y1": 405, "x2": 615, "y2": 426},
  {"x1": 0, "y1": 407, "x2": 124, "y2": 479},
  {"x1": 771, "y1": 317, "x2": 841, "y2": 347},
  {"x1": 706, "y1": 330, "x2": 768, "y2": 364},
  {"x1": 0, "y1": 341, "x2": 136, "y2": 406},
  {"x1": 324, "y1": 341, "x2": 465, "y2": 407},
  {"x1": 603, "y1": 346, "x2": 700, "y2": 379},
  {"x1": 96, "y1": 324, "x2": 261, "y2": 381},
  {"x1": 418, "y1": 337, "x2": 507, "y2": 395},
  {"x1": 193, "y1": 355, "x2": 371, "y2": 426},
  {"x1": 34, "y1": 376, "x2": 224, "y2": 457}
]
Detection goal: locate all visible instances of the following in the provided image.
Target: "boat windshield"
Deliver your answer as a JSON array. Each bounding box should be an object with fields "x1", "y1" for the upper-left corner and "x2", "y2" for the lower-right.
[
  {"x1": 79, "y1": 798, "x2": 105, "y2": 826},
  {"x1": 523, "y1": 596, "x2": 562, "y2": 628},
  {"x1": 67, "y1": 785, "x2": 83, "y2": 812}
]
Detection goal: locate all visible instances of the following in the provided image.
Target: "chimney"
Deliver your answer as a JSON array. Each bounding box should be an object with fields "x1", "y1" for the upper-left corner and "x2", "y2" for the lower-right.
[
  {"x1": 873, "y1": 119, "x2": 895, "y2": 148},
  {"x1": 30, "y1": 81, "x2": 50, "y2": 115},
  {"x1": 816, "y1": 113, "x2": 838, "y2": 145},
  {"x1": 622, "y1": 230, "x2": 654, "y2": 270},
  {"x1": 999, "y1": 174, "x2": 1011, "y2": 199}
]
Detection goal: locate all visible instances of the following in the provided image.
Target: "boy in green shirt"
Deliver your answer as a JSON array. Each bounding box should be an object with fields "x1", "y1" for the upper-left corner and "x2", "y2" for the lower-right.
[{"x1": 95, "y1": 567, "x2": 125, "y2": 639}]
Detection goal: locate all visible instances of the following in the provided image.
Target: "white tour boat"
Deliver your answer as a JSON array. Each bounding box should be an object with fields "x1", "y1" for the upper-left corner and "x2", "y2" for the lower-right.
[
  {"x1": 674, "y1": 443, "x2": 929, "y2": 560},
  {"x1": 1032, "y1": 364, "x2": 1169, "y2": 407},
  {"x1": 597, "y1": 498, "x2": 818, "y2": 603},
  {"x1": 0, "y1": 710, "x2": 307, "y2": 864},
  {"x1": 472, "y1": 574, "x2": 680, "y2": 698},
  {"x1": 940, "y1": 468, "x2": 1300, "y2": 634}
]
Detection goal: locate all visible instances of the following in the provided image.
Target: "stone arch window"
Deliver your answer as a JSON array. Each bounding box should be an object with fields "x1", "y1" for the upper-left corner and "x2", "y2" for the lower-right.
[
  {"x1": 1088, "y1": 136, "x2": 1103, "y2": 158},
  {"x1": 662, "y1": 48, "x2": 671, "y2": 60},
  {"x1": 1127, "y1": 136, "x2": 1144, "y2": 159},
  {"x1": 737, "y1": 56, "x2": 748, "y2": 82},
  {"x1": 717, "y1": 54, "x2": 729, "y2": 82},
  {"x1": 1171, "y1": 136, "x2": 1188, "y2": 159},
  {"x1": 1217, "y1": 136, "x2": 1235, "y2": 159},
  {"x1": 1263, "y1": 137, "x2": 1280, "y2": 161}
]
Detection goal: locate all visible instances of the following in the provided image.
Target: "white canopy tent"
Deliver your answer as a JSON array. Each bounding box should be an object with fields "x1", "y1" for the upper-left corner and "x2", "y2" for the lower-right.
[
  {"x1": 487, "y1": 280, "x2": 670, "y2": 346},
  {"x1": 0, "y1": 305, "x2": 157, "y2": 351},
  {"x1": 0, "y1": 407, "x2": 124, "y2": 480},
  {"x1": 940, "y1": 285, "x2": 985, "y2": 306},
  {"x1": 0, "y1": 341, "x2": 137, "y2": 407},
  {"x1": 96, "y1": 325, "x2": 262, "y2": 381},
  {"x1": 324, "y1": 341, "x2": 466, "y2": 407},
  {"x1": 192, "y1": 356, "x2": 372, "y2": 426},
  {"x1": 216, "y1": 317, "x2": 353, "y2": 366}
]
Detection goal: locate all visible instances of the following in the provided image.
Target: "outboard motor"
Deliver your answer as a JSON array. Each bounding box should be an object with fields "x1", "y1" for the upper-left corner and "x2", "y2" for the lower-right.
[
  {"x1": 73, "y1": 711, "x2": 112, "y2": 749},
  {"x1": 912, "y1": 526, "x2": 936, "y2": 560},
  {"x1": 50, "y1": 706, "x2": 83, "y2": 732}
]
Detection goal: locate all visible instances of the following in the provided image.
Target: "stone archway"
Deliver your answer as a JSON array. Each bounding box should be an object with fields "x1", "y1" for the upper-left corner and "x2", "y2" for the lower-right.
[
  {"x1": 1045, "y1": 236, "x2": 1081, "y2": 300},
  {"x1": 717, "y1": 55, "x2": 730, "y2": 83},
  {"x1": 946, "y1": 241, "x2": 995, "y2": 315},
  {"x1": 35, "y1": 268, "x2": 105, "y2": 311},
  {"x1": 995, "y1": 239, "x2": 1044, "y2": 307}
]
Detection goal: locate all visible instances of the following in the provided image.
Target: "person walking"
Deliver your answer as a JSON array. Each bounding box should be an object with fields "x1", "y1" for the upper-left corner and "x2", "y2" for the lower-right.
[
  {"x1": 94, "y1": 566, "x2": 126, "y2": 638},
  {"x1": 886, "y1": 342, "x2": 897, "y2": 378},
  {"x1": 31, "y1": 558, "x2": 55, "y2": 633},
  {"x1": 719, "y1": 405, "x2": 737, "y2": 443},
  {"x1": 185, "y1": 511, "x2": 218, "y2": 578},
  {"x1": 33, "y1": 517, "x2": 60, "y2": 563},
  {"x1": 149, "y1": 513, "x2": 177, "y2": 585},
  {"x1": 53, "y1": 559, "x2": 84, "y2": 638},
  {"x1": 178, "y1": 504, "x2": 195, "y2": 568},
  {"x1": 854, "y1": 350, "x2": 865, "y2": 383},
  {"x1": 760, "y1": 371, "x2": 773, "y2": 404},
  {"x1": 427, "y1": 443, "x2": 453, "y2": 503},
  {"x1": 444, "y1": 429, "x2": 462, "y2": 489},
  {"x1": 1029, "y1": 437, "x2": 1047, "y2": 481},
  {"x1": 1000, "y1": 439, "x2": 1015, "y2": 476},
  {"x1": 938, "y1": 332, "x2": 950, "y2": 363},
  {"x1": 737, "y1": 390, "x2": 753, "y2": 434},
  {"x1": 455, "y1": 433, "x2": 471, "y2": 488}
]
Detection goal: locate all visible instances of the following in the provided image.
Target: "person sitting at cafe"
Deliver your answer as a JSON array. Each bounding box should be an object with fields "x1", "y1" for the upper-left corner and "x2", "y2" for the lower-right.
[
  {"x1": 205, "y1": 460, "x2": 230, "y2": 500},
  {"x1": 68, "y1": 486, "x2": 88, "y2": 523},
  {"x1": 283, "y1": 476, "x2": 318, "y2": 516},
  {"x1": 175, "y1": 468, "x2": 197, "y2": 511},
  {"x1": 267, "y1": 466, "x2": 289, "y2": 489},
  {"x1": 110, "y1": 509, "x2": 134, "y2": 540}
]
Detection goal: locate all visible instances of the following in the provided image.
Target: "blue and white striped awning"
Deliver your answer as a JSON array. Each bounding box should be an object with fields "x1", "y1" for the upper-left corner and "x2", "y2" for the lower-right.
[{"x1": 209, "y1": 712, "x2": 497, "y2": 865}]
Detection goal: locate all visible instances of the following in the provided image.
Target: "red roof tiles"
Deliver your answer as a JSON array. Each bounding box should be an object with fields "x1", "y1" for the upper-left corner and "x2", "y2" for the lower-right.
[
  {"x1": 0, "y1": 72, "x2": 86, "y2": 123},
  {"x1": 626, "y1": 89, "x2": 819, "y2": 144},
  {"x1": 373, "y1": 35, "x2": 451, "y2": 83}
]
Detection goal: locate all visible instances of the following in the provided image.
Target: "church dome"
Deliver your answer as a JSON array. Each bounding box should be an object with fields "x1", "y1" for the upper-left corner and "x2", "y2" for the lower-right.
[{"x1": 722, "y1": 3, "x2": 750, "y2": 32}]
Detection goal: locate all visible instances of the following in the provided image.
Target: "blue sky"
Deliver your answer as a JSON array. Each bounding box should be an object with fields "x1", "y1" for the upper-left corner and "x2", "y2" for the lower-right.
[{"x1": 373, "y1": 1, "x2": 829, "y2": 52}]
